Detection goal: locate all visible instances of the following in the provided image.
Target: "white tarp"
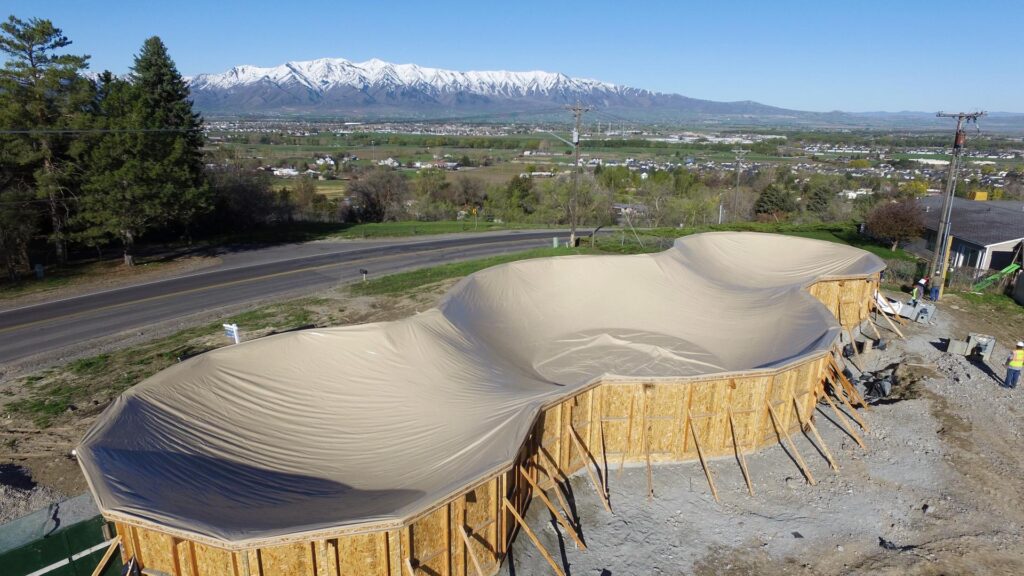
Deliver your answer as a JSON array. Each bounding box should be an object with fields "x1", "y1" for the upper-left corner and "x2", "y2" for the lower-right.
[{"x1": 77, "y1": 232, "x2": 884, "y2": 546}]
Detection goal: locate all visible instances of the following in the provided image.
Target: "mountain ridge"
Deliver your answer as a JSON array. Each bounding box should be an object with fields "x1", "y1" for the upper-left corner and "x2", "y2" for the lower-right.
[
  {"x1": 186, "y1": 56, "x2": 797, "y2": 122},
  {"x1": 185, "y1": 57, "x2": 1024, "y2": 130}
]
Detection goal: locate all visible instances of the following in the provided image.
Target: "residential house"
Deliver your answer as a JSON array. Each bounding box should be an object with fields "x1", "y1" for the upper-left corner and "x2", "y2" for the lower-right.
[{"x1": 916, "y1": 196, "x2": 1024, "y2": 271}]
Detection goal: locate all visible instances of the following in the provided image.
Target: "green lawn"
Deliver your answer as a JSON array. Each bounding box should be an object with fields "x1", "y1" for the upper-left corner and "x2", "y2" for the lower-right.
[
  {"x1": 632, "y1": 222, "x2": 919, "y2": 262},
  {"x1": 349, "y1": 246, "x2": 600, "y2": 296}
]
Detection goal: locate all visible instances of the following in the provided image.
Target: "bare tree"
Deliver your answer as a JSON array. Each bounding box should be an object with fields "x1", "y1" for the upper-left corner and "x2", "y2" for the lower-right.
[{"x1": 865, "y1": 200, "x2": 923, "y2": 251}]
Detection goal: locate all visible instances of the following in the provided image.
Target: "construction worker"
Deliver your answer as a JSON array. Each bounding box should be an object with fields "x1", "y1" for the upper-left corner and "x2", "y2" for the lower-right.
[
  {"x1": 929, "y1": 271, "x2": 941, "y2": 301},
  {"x1": 910, "y1": 279, "x2": 925, "y2": 307},
  {"x1": 1005, "y1": 341, "x2": 1024, "y2": 389}
]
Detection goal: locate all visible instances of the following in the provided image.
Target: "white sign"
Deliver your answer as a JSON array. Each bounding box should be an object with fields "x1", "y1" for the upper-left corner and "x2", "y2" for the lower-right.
[{"x1": 223, "y1": 323, "x2": 240, "y2": 344}]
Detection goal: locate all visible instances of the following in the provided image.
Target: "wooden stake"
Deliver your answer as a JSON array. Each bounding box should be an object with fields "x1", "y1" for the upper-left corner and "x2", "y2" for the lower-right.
[
  {"x1": 503, "y1": 498, "x2": 566, "y2": 576},
  {"x1": 533, "y1": 461, "x2": 576, "y2": 526},
  {"x1": 539, "y1": 444, "x2": 568, "y2": 484},
  {"x1": 617, "y1": 388, "x2": 637, "y2": 479},
  {"x1": 867, "y1": 317, "x2": 883, "y2": 341},
  {"x1": 791, "y1": 394, "x2": 838, "y2": 471},
  {"x1": 766, "y1": 400, "x2": 817, "y2": 485},
  {"x1": 458, "y1": 525, "x2": 486, "y2": 576},
  {"x1": 727, "y1": 407, "x2": 754, "y2": 496},
  {"x1": 687, "y1": 409, "x2": 719, "y2": 502},
  {"x1": 872, "y1": 300, "x2": 906, "y2": 338},
  {"x1": 642, "y1": 389, "x2": 654, "y2": 500},
  {"x1": 569, "y1": 425, "x2": 612, "y2": 512},
  {"x1": 519, "y1": 466, "x2": 587, "y2": 550},
  {"x1": 90, "y1": 536, "x2": 121, "y2": 576},
  {"x1": 830, "y1": 377, "x2": 869, "y2": 431},
  {"x1": 830, "y1": 357, "x2": 870, "y2": 412},
  {"x1": 819, "y1": 386, "x2": 867, "y2": 449}
]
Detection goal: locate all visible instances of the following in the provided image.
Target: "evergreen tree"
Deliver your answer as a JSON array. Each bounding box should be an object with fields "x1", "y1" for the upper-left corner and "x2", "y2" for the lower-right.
[
  {"x1": 77, "y1": 37, "x2": 208, "y2": 265},
  {"x1": 77, "y1": 72, "x2": 164, "y2": 265},
  {"x1": 130, "y1": 36, "x2": 208, "y2": 243},
  {"x1": 805, "y1": 186, "x2": 832, "y2": 216},
  {"x1": 753, "y1": 185, "x2": 797, "y2": 216},
  {"x1": 0, "y1": 16, "x2": 92, "y2": 264}
]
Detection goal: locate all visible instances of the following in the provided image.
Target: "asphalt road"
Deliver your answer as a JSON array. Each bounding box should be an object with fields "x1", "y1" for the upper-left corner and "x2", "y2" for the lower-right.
[{"x1": 0, "y1": 230, "x2": 571, "y2": 364}]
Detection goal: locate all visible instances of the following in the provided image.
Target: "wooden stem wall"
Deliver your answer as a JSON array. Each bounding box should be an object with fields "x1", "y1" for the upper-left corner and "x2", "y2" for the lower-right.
[{"x1": 110, "y1": 275, "x2": 877, "y2": 576}]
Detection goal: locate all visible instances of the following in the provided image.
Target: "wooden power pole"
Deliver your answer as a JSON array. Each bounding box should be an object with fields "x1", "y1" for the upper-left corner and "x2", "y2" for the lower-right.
[
  {"x1": 930, "y1": 111, "x2": 986, "y2": 294},
  {"x1": 567, "y1": 101, "x2": 591, "y2": 247}
]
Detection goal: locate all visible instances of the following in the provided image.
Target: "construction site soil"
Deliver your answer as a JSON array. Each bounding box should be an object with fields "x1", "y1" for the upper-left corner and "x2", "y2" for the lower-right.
[{"x1": 3, "y1": 284, "x2": 1023, "y2": 575}]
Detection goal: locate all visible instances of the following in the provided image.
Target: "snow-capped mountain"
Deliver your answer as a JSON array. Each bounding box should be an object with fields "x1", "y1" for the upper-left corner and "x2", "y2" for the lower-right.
[{"x1": 186, "y1": 57, "x2": 795, "y2": 121}]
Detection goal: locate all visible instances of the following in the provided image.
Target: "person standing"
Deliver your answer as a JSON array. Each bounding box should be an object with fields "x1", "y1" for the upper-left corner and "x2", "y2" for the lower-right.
[
  {"x1": 929, "y1": 271, "x2": 941, "y2": 301},
  {"x1": 1006, "y1": 341, "x2": 1024, "y2": 389},
  {"x1": 911, "y1": 279, "x2": 925, "y2": 306}
]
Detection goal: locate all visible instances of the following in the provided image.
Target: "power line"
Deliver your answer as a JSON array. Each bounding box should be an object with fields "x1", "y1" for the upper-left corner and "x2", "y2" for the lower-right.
[{"x1": 0, "y1": 128, "x2": 199, "y2": 134}]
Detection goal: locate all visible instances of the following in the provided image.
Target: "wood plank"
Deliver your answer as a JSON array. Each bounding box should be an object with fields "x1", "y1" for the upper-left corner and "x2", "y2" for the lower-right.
[
  {"x1": 617, "y1": 387, "x2": 637, "y2": 479},
  {"x1": 766, "y1": 400, "x2": 816, "y2": 485},
  {"x1": 687, "y1": 409, "x2": 719, "y2": 502},
  {"x1": 502, "y1": 498, "x2": 565, "y2": 576},
  {"x1": 642, "y1": 387, "x2": 653, "y2": 499},
  {"x1": 819, "y1": 384, "x2": 868, "y2": 449},
  {"x1": 727, "y1": 408, "x2": 754, "y2": 496},
  {"x1": 518, "y1": 466, "x2": 586, "y2": 550},
  {"x1": 458, "y1": 526, "x2": 485, "y2": 576},
  {"x1": 90, "y1": 536, "x2": 121, "y2": 576},
  {"x1": 569, "y1": 424, "x2": 612, "y2": 512},
  {"x1": 791, "y1": 394, "x2": 838, "y2": 471}
]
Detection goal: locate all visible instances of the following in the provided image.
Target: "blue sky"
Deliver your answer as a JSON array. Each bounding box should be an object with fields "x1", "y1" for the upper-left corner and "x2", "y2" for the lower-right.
[{"x1": 5, "y1": 0, "x2": 1022, "y2": 112}]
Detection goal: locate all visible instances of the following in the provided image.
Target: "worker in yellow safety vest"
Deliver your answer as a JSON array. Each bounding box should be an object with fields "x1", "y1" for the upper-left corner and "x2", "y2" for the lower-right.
[
  {"x1": 1005, "y1": 341, "x2": 1024, "y2": 389},
  {"x1": 910, "y1": 279, "x2": 925, "y2": 306}
]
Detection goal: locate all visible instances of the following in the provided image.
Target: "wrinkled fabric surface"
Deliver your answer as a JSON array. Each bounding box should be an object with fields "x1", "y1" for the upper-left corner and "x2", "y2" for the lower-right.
[{"x1": 77, "y1": 232, "x2": 885, "y2": 545}]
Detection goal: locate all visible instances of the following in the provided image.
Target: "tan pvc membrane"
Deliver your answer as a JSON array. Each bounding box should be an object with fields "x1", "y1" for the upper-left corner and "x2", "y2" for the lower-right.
[{"x1": 76, "y1": 232, "x2": 885, "y2": 547}]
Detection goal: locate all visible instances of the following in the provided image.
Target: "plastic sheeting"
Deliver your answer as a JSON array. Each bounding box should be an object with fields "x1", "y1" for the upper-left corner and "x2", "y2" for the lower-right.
[{"x1": 77, "y1": 232, "x2": 884, "y2": 546}]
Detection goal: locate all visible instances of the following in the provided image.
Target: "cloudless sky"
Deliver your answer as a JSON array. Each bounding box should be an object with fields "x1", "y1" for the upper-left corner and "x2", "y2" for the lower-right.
[{"x1": 5, "y1": 0, "x2": 1022, "y2": 112}]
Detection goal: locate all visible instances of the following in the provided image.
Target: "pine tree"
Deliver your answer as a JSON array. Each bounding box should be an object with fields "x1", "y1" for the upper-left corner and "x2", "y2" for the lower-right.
[
  {"x1": 805, "y1": 186, "x2": 832, "y2": 216},
  {"x1": 753, "y1": 185, "x2": 796, "y2": 216},
  {"x1": 130, "y1": 36, "x2": 209, "y2": 243},
  {"x1": 0, "y1": 16, "x2": 92, "y2": 264},
  {"x1": 77, "y1": 72, "x2": 164, "y2": 265},
  {"x1": 78, "y1": 37, "x2": 209, "y2": 265}
]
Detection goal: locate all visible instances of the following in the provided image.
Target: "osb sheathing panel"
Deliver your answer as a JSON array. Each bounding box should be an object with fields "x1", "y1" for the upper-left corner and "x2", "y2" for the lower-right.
[
  {"x1": 809, "y1": 274, "x2": 879, "y2": 331},
  {"x1": 114, "y1": 342, "x2": 866, "y2": 576},
  {"x1": 114, "y1": 359, "x2": 835, "y2": 576}
]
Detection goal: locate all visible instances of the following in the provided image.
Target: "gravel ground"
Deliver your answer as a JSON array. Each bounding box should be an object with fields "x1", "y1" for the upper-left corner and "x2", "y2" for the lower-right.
[{"x1": 504, "y1": 294, "x2": 1024, "y2": 576}]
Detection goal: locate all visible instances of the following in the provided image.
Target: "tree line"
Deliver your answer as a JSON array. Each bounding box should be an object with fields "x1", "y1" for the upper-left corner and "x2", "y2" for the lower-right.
[{"x1": 0, "y1": 15, "x2": 205, "y2": 274}]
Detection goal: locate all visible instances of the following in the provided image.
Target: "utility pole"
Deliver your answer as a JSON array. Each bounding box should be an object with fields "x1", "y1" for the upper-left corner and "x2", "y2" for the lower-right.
[
  {"x1": 721, "y1": 148, "x2": 748, "y2": 225},
  {"x1": 930, "y1": 111, "x2": 986, "y2": 297},
  {"x1": 566, "y1": 101, "x2": 591, "y2": 247}
]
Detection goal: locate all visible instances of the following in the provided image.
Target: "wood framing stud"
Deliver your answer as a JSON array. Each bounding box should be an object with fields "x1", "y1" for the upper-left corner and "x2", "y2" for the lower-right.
[
  {"x1": 617, "y1": 388, "x2": 637, "y2": 479},
  {"x1": 687, "y1": 409, "x2": 719, "y2": 502},
  {"x1": 518, "y1": 466, "x2": 586, "y2": 550},
  {"x1": 89, "y1": 536, "x2": 121, "y2": 576},
  {"x1": 569, "y1": 425, "x2": 612, "y2": 512},
  {"x1": 766, "y1": 400, "x2": 817, "y2": 485},
  {"x1": 405, "y1": 557, "x2": 416, "y2": 576},
  {"x1": 503, "y1": 498, "x2": 566, "y2": 576},
  {"x1": 726, "y1": 408, "x2": 754, "y2": 496},
  {"x1": 459, "y1": 525, "x2": 486, "y2": 576},
  {"x1": 642, "y1": 389, "x2": 654, "y2": 500}
]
